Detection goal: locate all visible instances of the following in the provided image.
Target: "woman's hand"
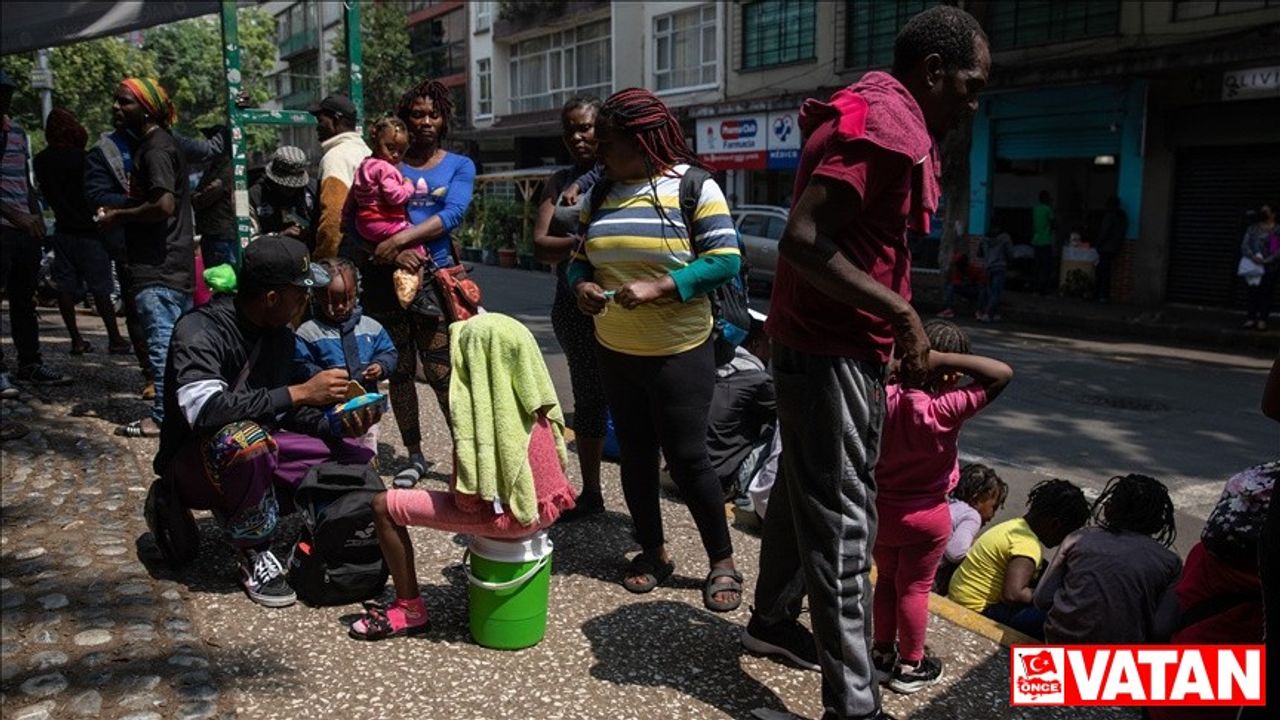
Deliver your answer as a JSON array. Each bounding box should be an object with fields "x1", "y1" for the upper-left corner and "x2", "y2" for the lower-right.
[
  {"x1": 575, "y1": 281, "x2": 609, "y2": 316},
  {"x1": 373, "y1": 237, "x2": 404, "y2": 264},
  {"x1": 615, "y1": 278, "x2": 671, "y2": 310},
  {"x1": 561, "y1": 183, "x2": 582, "y2": 206},
  {"x1": 394, "y1": 249, "x2": 424, "y2": 273}
]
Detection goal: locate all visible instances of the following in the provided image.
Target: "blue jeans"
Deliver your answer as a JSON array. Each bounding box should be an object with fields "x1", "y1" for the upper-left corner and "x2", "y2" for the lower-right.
[
  {"x1": 983, "y1": 601, "x2": 1046, "y2": 640},
  {"x1": 135, "y1": 285, "x2": 192, "y2": 423},
  {"x1": 980, "y1": 268, "x2": 1006, "y2": 316}
]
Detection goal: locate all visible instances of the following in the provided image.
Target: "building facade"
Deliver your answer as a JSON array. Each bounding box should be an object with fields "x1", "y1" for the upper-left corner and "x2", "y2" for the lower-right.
[{"x1": 261, "y1": 0, "x2": 346, "y2": 160}]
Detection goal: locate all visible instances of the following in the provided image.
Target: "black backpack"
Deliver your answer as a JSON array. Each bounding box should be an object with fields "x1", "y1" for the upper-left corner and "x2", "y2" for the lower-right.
[
  {"x1": 287, "y1": 462, "x2": 389, "y2": 606},
  {"x1": 588, "y1": 166, "x2": 752, "y2": 366}
]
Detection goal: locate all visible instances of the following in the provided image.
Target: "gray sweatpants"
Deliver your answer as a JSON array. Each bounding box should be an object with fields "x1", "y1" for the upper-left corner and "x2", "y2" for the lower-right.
[{"x1": 753, "y1": 342, "x2": 886, "y2": 720}]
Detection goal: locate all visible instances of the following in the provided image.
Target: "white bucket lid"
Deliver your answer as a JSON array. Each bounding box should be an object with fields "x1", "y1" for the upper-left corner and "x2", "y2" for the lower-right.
[{"x1": 469, "y1": 531, "x2": 553, "y2": 563}]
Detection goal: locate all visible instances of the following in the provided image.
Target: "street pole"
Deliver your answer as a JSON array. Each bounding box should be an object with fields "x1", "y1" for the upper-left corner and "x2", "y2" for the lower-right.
[{"x1": 35, "y1": 49, "x2": 52, "y2": 124}]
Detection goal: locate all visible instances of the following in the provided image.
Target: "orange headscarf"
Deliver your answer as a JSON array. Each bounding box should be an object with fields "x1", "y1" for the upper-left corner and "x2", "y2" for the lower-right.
[{"x1": 120, "y1": 77, "x2": 177, "y2": 127}]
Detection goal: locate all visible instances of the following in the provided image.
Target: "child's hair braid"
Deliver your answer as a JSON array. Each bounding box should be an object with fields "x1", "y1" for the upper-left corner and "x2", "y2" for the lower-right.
[
  {"x1": 366, "y1": 115, "x2": 408, "y2": 151},
  {"x1": 1092, "y1": 473, "x2": 1177, "y2": 548},
  {"x1": 924, "y1": 318, "x2": 970, "y2": 354},
  {"x1": 1027, "y1": 478, "x2": 1090, "y2": 531},
  {"x1": 952, "y1": 463, "x2": 1007, "y2": 508}
]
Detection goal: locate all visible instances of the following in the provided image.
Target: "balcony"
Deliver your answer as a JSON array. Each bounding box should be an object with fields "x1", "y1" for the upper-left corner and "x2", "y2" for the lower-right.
[
  {"x1": 278, "y1": 30, "x2": 318, "y2": 59},
  {"x1": 493, "y1": 0, "x2": 606, "y2": 41},
  {"x1": 280, "y1": 88, "x2": 318, "y2": 111}
]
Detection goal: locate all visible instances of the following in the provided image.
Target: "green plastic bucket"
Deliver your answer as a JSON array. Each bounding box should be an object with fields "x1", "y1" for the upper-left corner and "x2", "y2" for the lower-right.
[{"x1": 464, "y1": 532, "x2": 553, "y2": 650}]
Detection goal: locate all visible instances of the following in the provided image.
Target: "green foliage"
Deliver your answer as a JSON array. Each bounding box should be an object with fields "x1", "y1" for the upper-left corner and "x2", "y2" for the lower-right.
[
  {"x1": 328, "y1": 1, "x2": 415, "y2": 118},
  {"x1": 0, "y1": 8, "x2": 277, "y2": 155},
  {"x1": 143, "y1": 9, "x2": 279, "y2": 155},
  {"x1": 474, "y1": 196, "x2": 524, "y2": 251}
]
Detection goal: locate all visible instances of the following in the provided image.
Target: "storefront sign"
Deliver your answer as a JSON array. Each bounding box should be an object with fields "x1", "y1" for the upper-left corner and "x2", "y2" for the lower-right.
[
  {"x1": 697, "y1": 110, "x2": 801, "y2": 170},
  {"x1": 1222, "y1": 65, "x2": 1280, "y2": 101}
]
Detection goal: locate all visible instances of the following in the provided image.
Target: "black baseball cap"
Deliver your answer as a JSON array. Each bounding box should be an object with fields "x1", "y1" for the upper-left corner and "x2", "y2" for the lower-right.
[
  {"x1": 240, "y1": 235, "x2": 330, "y2": 290},
  {"x1": 307, "y1": 94, "x2": 357, "y2": 121}
]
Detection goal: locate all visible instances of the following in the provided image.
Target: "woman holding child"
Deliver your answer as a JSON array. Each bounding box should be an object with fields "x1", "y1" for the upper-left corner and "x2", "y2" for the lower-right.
[{"x1": 353, "y1": 80, "x2": 476, "y2": 488}]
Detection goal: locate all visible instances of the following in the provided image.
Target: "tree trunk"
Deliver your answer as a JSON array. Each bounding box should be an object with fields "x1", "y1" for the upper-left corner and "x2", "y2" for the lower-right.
[{"x1": 938, "y1": 113, "x2": 974, "y2": 272}]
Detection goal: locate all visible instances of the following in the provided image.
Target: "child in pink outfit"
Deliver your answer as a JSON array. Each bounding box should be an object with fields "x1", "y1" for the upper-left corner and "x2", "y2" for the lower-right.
[
  {"x1": 350, "y1": 117, "x2": 421, "y2": 306},
  {"x1": 871, "y1": 319, "x2": 1012, "y2": 694}
]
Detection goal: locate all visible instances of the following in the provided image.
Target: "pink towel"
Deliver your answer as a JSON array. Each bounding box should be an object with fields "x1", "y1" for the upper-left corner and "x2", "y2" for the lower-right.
[{"x1": 799, "y1": 71, "x2": 940, "y2": 234}]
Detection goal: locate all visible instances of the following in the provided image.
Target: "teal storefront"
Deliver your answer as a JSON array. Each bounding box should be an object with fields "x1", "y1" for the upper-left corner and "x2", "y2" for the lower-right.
[{"x1": 968, "y1": 81, "x2": 1147, "y2": 238}]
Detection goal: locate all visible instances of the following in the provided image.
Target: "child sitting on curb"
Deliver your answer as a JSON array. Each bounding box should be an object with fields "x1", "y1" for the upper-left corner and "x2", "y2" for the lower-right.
[
  {"x1": 947, "y1": 478, "x2": 1090, "y2": 639},
  {"x1": 1033, "y1": 473, "x2": 1181, "y2": 644},
  {"x1": 934, "y1": 463, "x2": 1008, "y2": 594}
]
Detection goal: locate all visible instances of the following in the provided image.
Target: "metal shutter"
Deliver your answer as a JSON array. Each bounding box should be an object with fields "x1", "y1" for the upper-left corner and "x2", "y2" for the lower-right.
[{"x1": 1166, "y1": 145, "x2": 1280, "y2": 307}]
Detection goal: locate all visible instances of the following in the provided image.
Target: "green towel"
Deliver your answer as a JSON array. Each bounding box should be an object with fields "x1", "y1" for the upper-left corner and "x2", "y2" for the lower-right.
[{"x1": 449, "y1": 313, "x2": 568, "y2": 525}]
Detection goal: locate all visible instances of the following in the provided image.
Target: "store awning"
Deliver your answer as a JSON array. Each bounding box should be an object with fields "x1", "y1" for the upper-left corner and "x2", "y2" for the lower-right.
[{"x1": 1, "y1": 1, "x2": 225, "y2": 56}]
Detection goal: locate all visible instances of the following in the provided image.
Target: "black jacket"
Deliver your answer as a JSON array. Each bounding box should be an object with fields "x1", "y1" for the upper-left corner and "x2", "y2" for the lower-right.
[{"x1": 155, "y1": 295, "x2": 331, "y2": 475}]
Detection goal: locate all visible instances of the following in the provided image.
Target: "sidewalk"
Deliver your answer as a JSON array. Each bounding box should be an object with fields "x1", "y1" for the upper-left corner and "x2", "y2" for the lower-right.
[
  {"x1": 909, "y1": 270, "x2": 1280, "y2": 356},
  {"x1": 1, "y1": 308, "x2": 1138, "y2": 719}
]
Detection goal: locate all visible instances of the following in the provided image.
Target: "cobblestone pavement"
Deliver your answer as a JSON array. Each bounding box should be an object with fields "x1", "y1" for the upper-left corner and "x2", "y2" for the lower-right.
[{"x1": 1, "y1": 308, "x2": 1138, "y2": 719}]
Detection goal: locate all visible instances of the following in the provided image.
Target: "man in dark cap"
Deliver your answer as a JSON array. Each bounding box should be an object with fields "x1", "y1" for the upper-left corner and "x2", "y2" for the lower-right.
[
  {"x1": 309, "y1": 94, "x2": 368, "y2": 258},
  {"x1": 155, "y1": 235, "x2": 380, "y2": 607}
]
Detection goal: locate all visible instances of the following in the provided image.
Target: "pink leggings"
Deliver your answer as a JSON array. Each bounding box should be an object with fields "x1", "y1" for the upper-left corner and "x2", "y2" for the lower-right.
[
  {"x1": 872, "y1": 502, "x2": 951, "y2": 662},
  {"x1": 383, "y1": 487, "x2": 553, "y2": 539}
]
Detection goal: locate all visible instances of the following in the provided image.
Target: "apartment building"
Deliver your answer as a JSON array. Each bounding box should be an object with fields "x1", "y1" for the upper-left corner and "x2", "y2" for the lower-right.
[{"x1": 260, "y1": 0, "x2": 345, "y2": 159}]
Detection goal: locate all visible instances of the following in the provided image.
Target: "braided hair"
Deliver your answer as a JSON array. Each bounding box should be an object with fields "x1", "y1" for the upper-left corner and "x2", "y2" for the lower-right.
[
  {"x1": 1092, "y1": 474, "x2": 1177, "y2": 548},
  {"x1": 315, "y1": 256, "x2": 361, "y2": 310},
  {"x1": 924, "y1": 318, "x2": 970, "y2": 354},
  {"x1": 952, "y1": 463, "x2": 1007, "y2": 508},
  {"x1": 366, "y1": 115, "x2": 408, "y2": 151},
  {"x1": 1026, "y1": 478, "x2": 1091, "y2": 533},
  {"x1": 598, "y1": 88, "x2": 703, "y2": 179},
  {"x1": 397, "y1": 79, "x2": 454, "y2": 140}
]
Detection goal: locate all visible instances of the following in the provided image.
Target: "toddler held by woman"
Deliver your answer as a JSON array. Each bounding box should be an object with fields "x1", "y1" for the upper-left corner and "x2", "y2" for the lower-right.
[{"x1": 351, "y1": 117, "x2": 420, "y2": 307}]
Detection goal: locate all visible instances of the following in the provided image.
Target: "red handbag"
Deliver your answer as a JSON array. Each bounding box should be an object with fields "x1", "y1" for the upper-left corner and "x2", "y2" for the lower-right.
[{"x1": 430, "y1": 263, "x2": 482, "y2": 322}]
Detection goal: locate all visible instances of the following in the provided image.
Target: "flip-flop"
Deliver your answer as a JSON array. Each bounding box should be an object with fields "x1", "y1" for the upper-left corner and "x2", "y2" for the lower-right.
[
  {"x1": 347, "y1": 605, "x2": 430, "y2": 641},
  {"x1": 704, "y1": 567, "x2": 744, "y2": 613},
  {"x1": 622, "y1": 553, "x2": 675, "y2": 594},
  {"x1": 70, "y1": 340, "x2": 93, "y2": 356},
  {"x1": 392, "y1": 454, "x2": 428, "y2": 489}
]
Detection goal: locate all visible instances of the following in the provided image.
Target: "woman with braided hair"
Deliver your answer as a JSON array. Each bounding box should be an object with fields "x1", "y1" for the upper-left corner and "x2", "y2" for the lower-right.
[
  {"x1": 566, "y1": 88, "x2": 745, "y2": 612},
  {"x1": 1032, "y1": 473, "x2": 1181, "y2": 644},
  {"x1": 359, "y1": 79, "x2": 475, "y2": 488}
]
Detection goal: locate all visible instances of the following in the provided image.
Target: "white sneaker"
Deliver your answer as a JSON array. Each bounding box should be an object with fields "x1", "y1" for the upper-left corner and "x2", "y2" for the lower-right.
[
  {"x1": 239, "y1": 548, "x2": 296, "y2": 608},
  {"x1": 0, "y1": 372, "x2": 18, "y2": 400}
]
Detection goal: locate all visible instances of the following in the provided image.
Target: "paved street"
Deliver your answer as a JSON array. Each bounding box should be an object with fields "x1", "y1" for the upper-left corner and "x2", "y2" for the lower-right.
[{"x1": 2, "y1": 266, "x2": 1271, "y2": 719}]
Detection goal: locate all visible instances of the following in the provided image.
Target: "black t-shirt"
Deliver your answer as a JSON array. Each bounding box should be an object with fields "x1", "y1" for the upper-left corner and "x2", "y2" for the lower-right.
[
  {"x1": 249, "y1": 178, "x2": 317, "y2": 240},
  {"x1": 32, "y1": 146, "x2": 96, "y2": 235},
  {"x1": 125, "y1": 128, "x2": 194, "y2": 293}
]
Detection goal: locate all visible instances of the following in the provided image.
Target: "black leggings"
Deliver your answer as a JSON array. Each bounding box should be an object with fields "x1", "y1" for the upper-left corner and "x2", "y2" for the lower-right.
[
  {"x1": 597, "y1": 339, "x2": 733, "y2": 563},
  {"x1": 374, "y1": 308, "x2": 452, "y2": 450},
  {"x1": 551, "y1": 279, "x2": 608, "y2": 438}
]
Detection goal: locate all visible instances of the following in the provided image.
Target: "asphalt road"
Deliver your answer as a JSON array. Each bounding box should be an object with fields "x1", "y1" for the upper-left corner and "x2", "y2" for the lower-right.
[{"x1": 472, "y1": 263, "x2": 1277, "y2": 558}]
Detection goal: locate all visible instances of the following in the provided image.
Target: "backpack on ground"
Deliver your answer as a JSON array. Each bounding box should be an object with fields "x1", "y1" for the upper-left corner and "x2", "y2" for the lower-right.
[
  {"x1": 287, "y1": 462, "x2": 389, "y2": 606},
  {"x1": 587, "y1": 166, "x2": 752, "y2": 366}
]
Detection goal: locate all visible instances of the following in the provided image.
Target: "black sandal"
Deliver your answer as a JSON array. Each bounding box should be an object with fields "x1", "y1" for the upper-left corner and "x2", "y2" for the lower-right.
[
  {"x1": 703, "y1": 567, "x2": 744, "y2": 613},
  {"x1": 622, "y1": 553, "x2": 675, "y2": 594}
]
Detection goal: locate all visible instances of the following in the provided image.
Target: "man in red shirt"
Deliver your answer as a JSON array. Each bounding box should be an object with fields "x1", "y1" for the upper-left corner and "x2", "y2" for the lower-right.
[{"x1": 740, "y1": 7, "x2": 990, "y2": 718}]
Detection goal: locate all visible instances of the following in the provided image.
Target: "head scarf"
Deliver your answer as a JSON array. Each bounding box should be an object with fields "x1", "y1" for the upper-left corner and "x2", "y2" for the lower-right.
[
  {"x1": 120, "y1": 78, "x2": 177, "y2": 127},
  {"x1": 44, "y1": 107, "x2": 87, "y2": 150}
]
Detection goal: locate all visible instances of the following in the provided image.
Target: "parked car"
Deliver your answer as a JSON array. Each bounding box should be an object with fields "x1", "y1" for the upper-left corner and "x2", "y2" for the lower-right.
[{"x1": 731, "y1": 204, "x2": 788, "y2": 287}]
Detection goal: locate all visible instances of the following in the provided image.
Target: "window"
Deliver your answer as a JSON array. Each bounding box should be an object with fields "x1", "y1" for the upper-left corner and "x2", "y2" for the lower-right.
[
  {"x1": 742, "y1": 1, "x2": 817, "y2": 70},
  {"x1": 476, "y1": 58, "x2": 493, "y2": 116},
  {"x1": 476, "y1": 1, "x2": 494, "y2": 32},
  {"x1": 764, "y1": 216, "x2": 786, "y2": 241},
  {"x1": 508, "y1": 19, "x2": 612, "y2": 114},
  {"x1": 845, "y1": 1, "x2": 934, "y2": 69},
  {"x1": 654, "y1": 4, "x2": 718, "y2": 92},
  {"x1": 1173, "y1": 0, "x2": 1278, "y2": 20},
  {"x1": 451, "y1": 85, "x2": 467, "y2": 127},
  {"x1": 484, "y1": 162, "x2": 516, "y2": 201},
  {"x1": 739, "y1": 214, "x2": 769, "y2": 237},
  {"x1": 409, "y1": 8, "x2": 467, "y2": 78},
  {"x1": 987, "y1": 0, "x2": 1121, "y2": 50}
]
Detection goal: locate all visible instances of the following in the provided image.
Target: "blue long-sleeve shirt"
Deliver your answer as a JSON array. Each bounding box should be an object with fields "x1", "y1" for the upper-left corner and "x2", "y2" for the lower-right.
[
  {"x1": 400, "y1": 152, "x2": 475, "y2": 268},
  {"x1": 293, "y1": 309, "x2": 398, "y2": 394}
]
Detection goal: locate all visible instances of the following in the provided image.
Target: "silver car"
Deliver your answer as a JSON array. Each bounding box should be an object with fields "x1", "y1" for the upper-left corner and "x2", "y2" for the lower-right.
[{"x1": 732, "y1": 204, "x2": 789, "y2": 285}]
